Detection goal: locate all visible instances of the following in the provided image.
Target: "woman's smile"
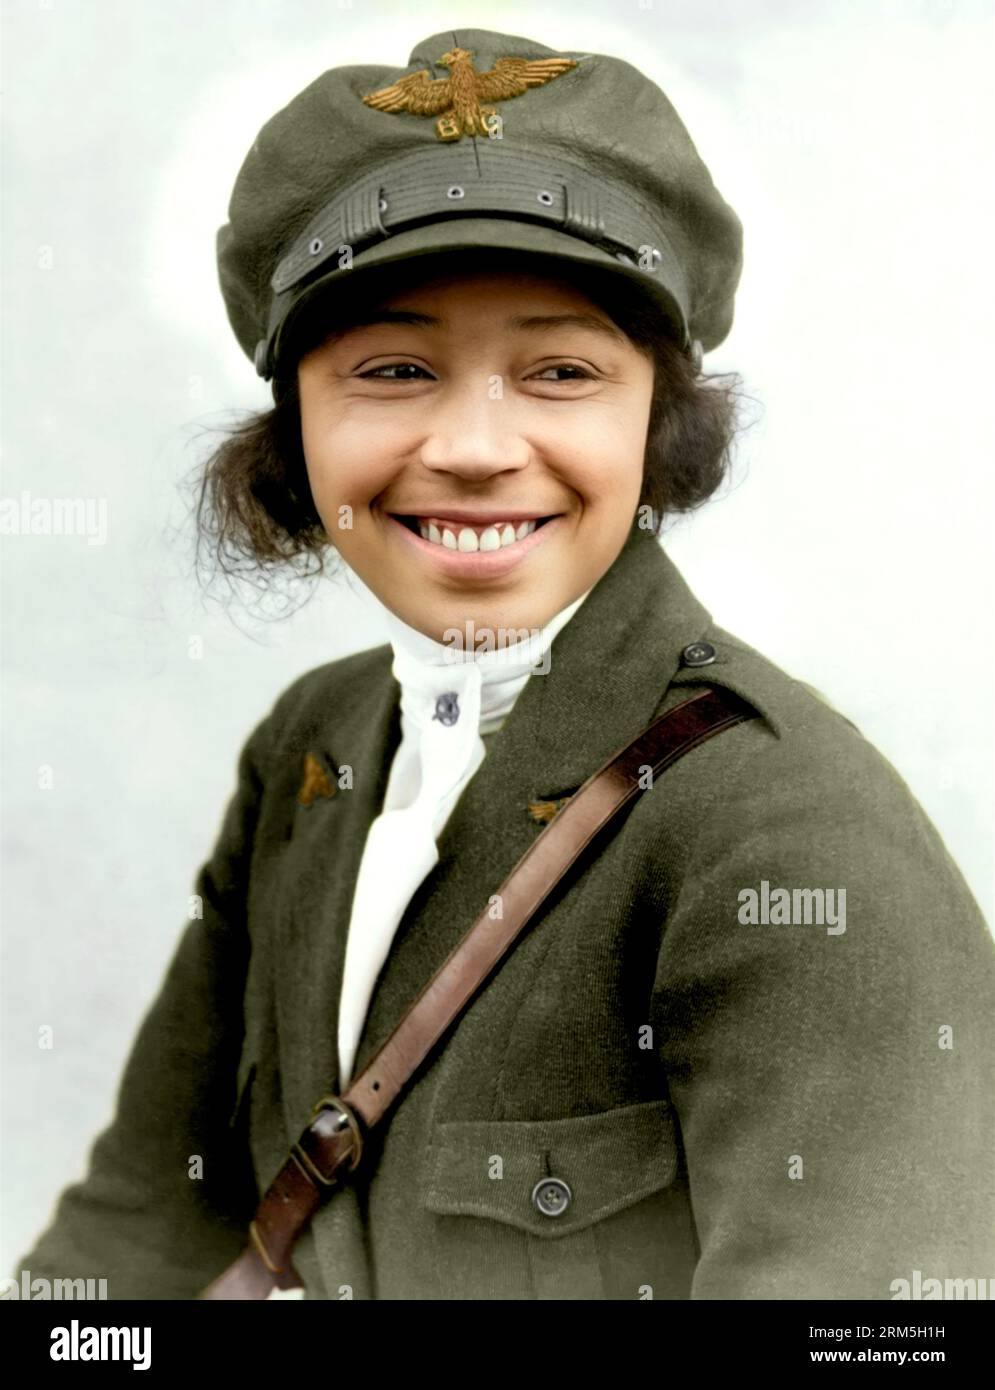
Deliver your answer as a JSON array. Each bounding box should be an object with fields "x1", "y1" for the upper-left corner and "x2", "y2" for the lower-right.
[{"x1": 384, "y1": 508, "x2": 567, "y2": 580}]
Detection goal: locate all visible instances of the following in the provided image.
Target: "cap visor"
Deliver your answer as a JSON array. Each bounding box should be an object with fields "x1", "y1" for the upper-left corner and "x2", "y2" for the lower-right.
[{"x1": 271, "y1": 216, "x2": 687, "y2": 371}]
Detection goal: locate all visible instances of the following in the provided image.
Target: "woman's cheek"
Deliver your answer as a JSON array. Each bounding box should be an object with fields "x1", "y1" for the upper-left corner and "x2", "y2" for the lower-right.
[{"x1": 302, "y1": 455, "x2": 357, "y2": 543}]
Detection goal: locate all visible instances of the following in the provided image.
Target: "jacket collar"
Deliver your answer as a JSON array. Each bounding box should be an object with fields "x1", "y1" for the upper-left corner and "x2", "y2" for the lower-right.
[
  {"x1": 274, "y1": 520, "x2": 716, "y2": 1134},
  {"x1": 373, "y1": 576, "x2": 593, "y2": 737}
]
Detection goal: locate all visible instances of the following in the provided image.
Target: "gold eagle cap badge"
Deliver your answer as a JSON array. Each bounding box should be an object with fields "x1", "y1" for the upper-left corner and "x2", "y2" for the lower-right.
[{"x1": 362, "y1": 47, "x2": 578, "y2": 142}]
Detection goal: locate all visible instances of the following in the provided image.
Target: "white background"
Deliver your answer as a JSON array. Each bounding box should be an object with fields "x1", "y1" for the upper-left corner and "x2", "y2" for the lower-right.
[{"x1": 2, "y1": 0, "x2": 992, "y2": 1276}]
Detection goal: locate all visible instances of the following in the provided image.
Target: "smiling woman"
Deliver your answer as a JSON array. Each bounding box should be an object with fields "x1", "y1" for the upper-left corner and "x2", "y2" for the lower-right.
[{"x1": 16, "y1": 24, "x2": 994, "y2": 1305}]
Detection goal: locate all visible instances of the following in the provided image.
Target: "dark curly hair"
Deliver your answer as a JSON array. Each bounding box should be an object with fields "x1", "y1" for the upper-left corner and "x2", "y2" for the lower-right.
[{"x1": 192, "y1": 249, "x2": 745, "y2": 606}]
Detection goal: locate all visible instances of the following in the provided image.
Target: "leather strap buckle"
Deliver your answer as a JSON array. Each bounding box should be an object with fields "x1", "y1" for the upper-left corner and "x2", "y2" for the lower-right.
[{"x1": 290, "y1": 1094, "x2": 364, "y2": 1188}]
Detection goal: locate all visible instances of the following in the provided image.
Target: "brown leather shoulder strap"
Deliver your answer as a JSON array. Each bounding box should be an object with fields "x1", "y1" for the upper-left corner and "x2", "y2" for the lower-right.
[{"x1": 200, "y1": 684, "x2": 758, "y2": 1299}]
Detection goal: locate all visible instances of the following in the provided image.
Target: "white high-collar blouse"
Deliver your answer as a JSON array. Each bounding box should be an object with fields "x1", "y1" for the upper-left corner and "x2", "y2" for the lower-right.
[{"x1": 335, "y1": 576, "x2": 593, "y2": 1089}]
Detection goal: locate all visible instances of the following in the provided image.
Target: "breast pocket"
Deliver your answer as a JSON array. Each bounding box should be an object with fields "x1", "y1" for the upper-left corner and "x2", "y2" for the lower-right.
[{"x1": 420, "y1": 1099, "x2": 687, "y2": 1300}]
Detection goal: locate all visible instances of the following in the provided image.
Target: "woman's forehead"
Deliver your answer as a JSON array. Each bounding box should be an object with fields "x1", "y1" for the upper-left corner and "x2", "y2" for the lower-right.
[
  {"x1": 365, "y1": 259, "x2": 603, "y2": 307},
  {"x1": 286, "y1": 252, "x2": 663, "y2": 366}
]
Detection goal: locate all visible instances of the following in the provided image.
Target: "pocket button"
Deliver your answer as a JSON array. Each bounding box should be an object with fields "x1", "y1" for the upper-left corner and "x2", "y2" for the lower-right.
[{"x1": 532, "y1": 1176, "x2": 572, "y2": 1218}]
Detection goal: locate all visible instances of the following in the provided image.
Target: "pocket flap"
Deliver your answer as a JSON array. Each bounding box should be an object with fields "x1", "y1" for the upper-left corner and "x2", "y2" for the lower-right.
[{"x1": 422, "y1": 1099, "x2": 678, "y2": 1239}]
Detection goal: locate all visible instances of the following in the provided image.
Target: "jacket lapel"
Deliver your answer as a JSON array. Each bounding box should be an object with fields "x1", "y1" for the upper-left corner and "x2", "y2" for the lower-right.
[
  {"x1": 272, "y1": 651, "x2": 400, "y2": 1140},
  {"x1": 349, "y1": 521, "x2": 716, "y2": 1083}
]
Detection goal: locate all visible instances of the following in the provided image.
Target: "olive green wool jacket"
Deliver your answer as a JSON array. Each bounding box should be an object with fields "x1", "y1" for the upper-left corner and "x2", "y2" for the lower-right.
[{"x1": 19, "y1": 522, "x2": 995, "y2": 1300}]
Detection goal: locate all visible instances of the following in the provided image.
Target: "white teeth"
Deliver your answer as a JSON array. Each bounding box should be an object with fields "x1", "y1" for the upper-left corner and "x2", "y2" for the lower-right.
[{"x1": 416, "y1": 518, "x2": 540, "y2": 551}]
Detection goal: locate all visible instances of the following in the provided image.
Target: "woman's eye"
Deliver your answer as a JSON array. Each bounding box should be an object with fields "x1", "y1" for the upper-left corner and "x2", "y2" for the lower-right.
[
  {"x1": 358, "y1": 362, "x2": 433, "y2": 381},
  {"x1": 530, "y1": 364, "x2": 595, "y2": 382}
]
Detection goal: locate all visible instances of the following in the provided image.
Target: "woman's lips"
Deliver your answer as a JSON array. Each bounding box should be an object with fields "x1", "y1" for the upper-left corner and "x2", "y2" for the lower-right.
[{"x1": 385, "y1": 511, "x2": 563, "y2": 577}]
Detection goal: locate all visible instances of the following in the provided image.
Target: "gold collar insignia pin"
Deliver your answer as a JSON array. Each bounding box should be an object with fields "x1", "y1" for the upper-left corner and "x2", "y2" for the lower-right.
[
  {"x1": 527, "y1": 795, "x2": 573, "y2": 825},
  {"x1": 297, "y1": 753, "x2": 336, "y2": 807}
]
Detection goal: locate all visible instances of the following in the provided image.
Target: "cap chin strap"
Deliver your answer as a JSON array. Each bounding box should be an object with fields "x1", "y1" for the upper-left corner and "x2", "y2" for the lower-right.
[{"x1": 253, "y1": 142, "x2": 694, "y2": 379}]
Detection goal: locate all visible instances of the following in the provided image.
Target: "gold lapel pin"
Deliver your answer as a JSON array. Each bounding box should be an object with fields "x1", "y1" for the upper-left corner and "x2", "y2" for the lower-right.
[
  {"x1": 527, "y1": 796, "x2": 573, "y2": 825},
  {"x1": 297, "y1": 753, "x2": 336, "y2": 808}
]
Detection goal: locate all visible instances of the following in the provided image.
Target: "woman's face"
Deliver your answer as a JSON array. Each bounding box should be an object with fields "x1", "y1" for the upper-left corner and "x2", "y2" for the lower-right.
[{"x1": 297, "y1": 267, "x2": 654, "y2": 644}]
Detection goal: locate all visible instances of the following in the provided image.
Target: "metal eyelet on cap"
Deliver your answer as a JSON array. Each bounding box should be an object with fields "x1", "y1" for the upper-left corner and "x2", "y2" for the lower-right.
[
  {"x1": 446, "y1": 185, "x2": 465, "y2": 200},
  {"x1": 536, "y1": 190, "x2": 554, "y2": 206},
  {"x1": 309, "y1": 237, "x2": 324, "y2": 256},
  {"x1": 378, "y1": 196, "x2": 388, "y2": 213}
]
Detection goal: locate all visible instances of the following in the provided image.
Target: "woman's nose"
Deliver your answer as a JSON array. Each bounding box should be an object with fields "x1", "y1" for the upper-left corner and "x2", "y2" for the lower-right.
[{"x1": 417, "y1": 383, "x2": 532, "y2": 477}]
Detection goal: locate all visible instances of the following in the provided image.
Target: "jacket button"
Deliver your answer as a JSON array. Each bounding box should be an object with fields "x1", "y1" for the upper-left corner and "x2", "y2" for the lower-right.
[
  {"x1": 681, "y1": 640, "x2": 716, "y2": 667},
  {"x1": 433, "y1": 692, "x2": 460, "y2": 725},
  {"x1": 532, "y1": 1176, "x2": 572, "y2": 1218}
]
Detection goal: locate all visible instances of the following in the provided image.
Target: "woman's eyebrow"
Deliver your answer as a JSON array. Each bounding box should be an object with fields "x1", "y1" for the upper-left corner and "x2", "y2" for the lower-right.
[
  {"x1": 326, "y1": 309, "x2": 625, "y2": 345},
  {"x1": 326, "y1": 309, "x2": 438, "y2": 342},
  {"x1": 505, "y1": 313, "x2": 627, "y2": 346}
]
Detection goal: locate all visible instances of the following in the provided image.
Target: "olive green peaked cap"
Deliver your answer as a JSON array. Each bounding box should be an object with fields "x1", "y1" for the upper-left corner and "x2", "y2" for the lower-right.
[{"x1": 216, "y1": 27, "x2": 744, "y2": 381}]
